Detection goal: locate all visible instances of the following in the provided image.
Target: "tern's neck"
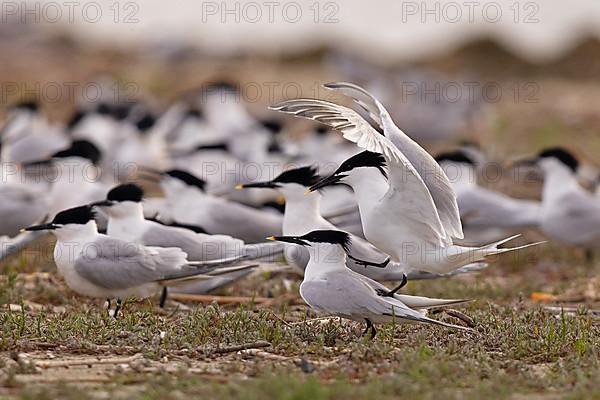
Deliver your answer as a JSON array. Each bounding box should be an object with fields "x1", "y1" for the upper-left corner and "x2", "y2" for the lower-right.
[
  {"x1": 542, "y1": 164, "x2": 581, "y2": 204},
  {"x1": 346, "y1": 170, "x2": 388, "y2": 208},
  {"x1": 304, "y1": 243, "x2": 347, "y2": 279},
  {"x1": 281, "y1": 189, "x2": 323, "y2": 234},
  {"x1": 53, "y1": 221, "x2": 99, "y2": 243},
  {"x1": 107, "y1": 202, "x2": 145, "y2": 224}
]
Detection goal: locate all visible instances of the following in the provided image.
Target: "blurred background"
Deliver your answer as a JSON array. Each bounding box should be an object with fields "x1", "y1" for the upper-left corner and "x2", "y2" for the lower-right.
[
  {"x1": 2, "y1": 0, "x2": 600, "y2": 158},
  {"x1": 3, "y1": 2, "x2": 600, "y2": 392}
]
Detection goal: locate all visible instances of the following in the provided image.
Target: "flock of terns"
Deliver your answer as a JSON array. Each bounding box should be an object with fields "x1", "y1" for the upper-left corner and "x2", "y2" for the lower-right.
[{"x1": 2, "y1": 81, "x2": 599, "y2": 338}]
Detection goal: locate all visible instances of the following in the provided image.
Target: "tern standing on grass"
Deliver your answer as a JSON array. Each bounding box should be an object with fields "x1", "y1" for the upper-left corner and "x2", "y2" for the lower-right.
[
  {"x1": 23, "y1": 205, "x2": 255, "y2": 316},
  {"x1": 268, "y1": 230, "x2": 471, "y2": 339}
]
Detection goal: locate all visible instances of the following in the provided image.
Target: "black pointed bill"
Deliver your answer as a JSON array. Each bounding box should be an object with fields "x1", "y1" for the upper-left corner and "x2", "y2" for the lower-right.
[
  {"x1": 236, "y1": 181, "x2": 280, "y2": 190},
  {"x1": 307, "y1": 173, "x2": 347, "y2": 193},
  {"x1": 22, "y1": 223, "x2": 58, "y2": 232},
  {"x1": 266, "y1": 235, "x2": 310, "y2": 246}
]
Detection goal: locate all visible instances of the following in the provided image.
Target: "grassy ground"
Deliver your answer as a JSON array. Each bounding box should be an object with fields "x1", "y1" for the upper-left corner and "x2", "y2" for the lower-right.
[
  {"x1": 2, "y1": 38, "x2": 600, "y2": 399},
  {"x1": 1, "y1": 242, "x2": 600, "y2": 399}
]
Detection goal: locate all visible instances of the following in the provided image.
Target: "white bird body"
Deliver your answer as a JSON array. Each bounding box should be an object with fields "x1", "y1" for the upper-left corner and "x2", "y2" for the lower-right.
[
  {"x1": 0, "y1": 180, "x2": 49, "y2": 237},
  {"x1": 71, "y1": 113, "x2": 121, "y2": 155},
  {"x1": 1, "y1": 108, "x2": 69, "y2": 163},
  {"x1": 23, "y1": 205, "x2": 251, "y2": 306},
  {"x1": 46, "y1": 157, "x2": 109, "y2": 216},
  {"x1": 538, "y1": 158, "x2": 600, "y2": 247}
]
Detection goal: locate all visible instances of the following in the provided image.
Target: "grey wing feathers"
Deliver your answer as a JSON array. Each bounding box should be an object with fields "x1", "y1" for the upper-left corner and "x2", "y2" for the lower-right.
[
  {"x1": 161, "y1": 263, "x2": 258, "y2": 284},
  {"x1": 301, "y1": 271, "x2": 469, "y2": 330},
  {"x1": 142, "y1": 222, "x2": 245, "y2": 261},
  {"x1": 74, "y1": 237, "x2": 188, "y2": 289}
]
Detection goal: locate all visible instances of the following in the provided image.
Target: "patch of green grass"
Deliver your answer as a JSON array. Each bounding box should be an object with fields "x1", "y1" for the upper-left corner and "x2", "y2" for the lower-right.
[{"x1": 2, "y1": 244, "x2": 600, "y2": 399}]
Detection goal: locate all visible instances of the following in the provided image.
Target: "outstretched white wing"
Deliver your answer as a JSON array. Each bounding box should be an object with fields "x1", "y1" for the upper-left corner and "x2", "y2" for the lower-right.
[
  {"x1": 271, "y1": 98, "x2": 448, "y2": 246},
  {"x1": 322, "y1": 82, "x2": 464, "y2": 241}
]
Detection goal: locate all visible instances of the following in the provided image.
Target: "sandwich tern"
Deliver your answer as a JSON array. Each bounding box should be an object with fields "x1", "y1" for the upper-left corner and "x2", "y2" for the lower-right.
[
  {"x1": 267, "y1": 229, "x2": 471, "y2": 338},
  {"x1": 23, "y1": 205, "x2": 254, "y2": 316},
  {"x1": 514, "y1": 147, "x2": 600, "y2": 249},
  {"x1": 436, "y1": 149, "x2": 541, "y2": 245}
]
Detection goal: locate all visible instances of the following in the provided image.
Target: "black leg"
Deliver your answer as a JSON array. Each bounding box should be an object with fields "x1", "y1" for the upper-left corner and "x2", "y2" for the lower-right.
[
  {"x1": 362, "y1": 318, "x2": 376, "y2": 339},
  {"x1": 113, "y1": 298, "x2": 122, "y2": 318},
  {"x1": 348, "y1": 254, "x2": 391, "y2": 269},
  {"x1": 384, "y1": 274, "x2": 408, "y2": 297},
  {"x1": 362, "y1": 319, "x2": 372, "y2": 336},
  {"x1": 159, "y1": 287, "x2": 168, "y2": 308}
]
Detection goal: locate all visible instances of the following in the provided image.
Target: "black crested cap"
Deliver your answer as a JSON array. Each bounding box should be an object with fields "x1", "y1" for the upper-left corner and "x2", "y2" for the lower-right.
[
  {"x1": 66, "y1": 109, "x2": 87, "y2": 129},
  {"x1": 435, "y1": 150, "x2": 475, "y2": 165},
  {"x1": 261, "y1": 119, "x2": 283, "y2": 134},
  {"x1": 107, "y1": 183, "x2": 144, "y2": 202},
  {"x1": 135, "y1": 113, "x2": 156, "y2": 132},
  {"x1": 300, "y1": 230, "x2": 351, "y2": 252},
  {"x1": 52, "y1": 140, "x2": 102, "y2": 165},
  {"x1": 336, "y1": 150, "x2": 388, "y2": 178},
  {"x1": 164, "y1": 169, "x2": 206, "y2": 191},
  {"x1": 538, "y1": 147, "x2": 579, "y2": 172},
  {"x1": 52, "y1": 205, "x2": 96, "y2": 225},
  {"x1": 273, "y1": 166, "x2": 321, "y2": 187},
  {"x1": 13, "y1": 100, "x2": 39, "y2": 112}
]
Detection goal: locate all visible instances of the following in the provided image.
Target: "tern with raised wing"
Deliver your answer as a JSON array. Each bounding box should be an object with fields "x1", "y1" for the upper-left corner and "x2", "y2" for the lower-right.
[{"x1": 272, "y1": 82, "x2": 543, "y2": 274}]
